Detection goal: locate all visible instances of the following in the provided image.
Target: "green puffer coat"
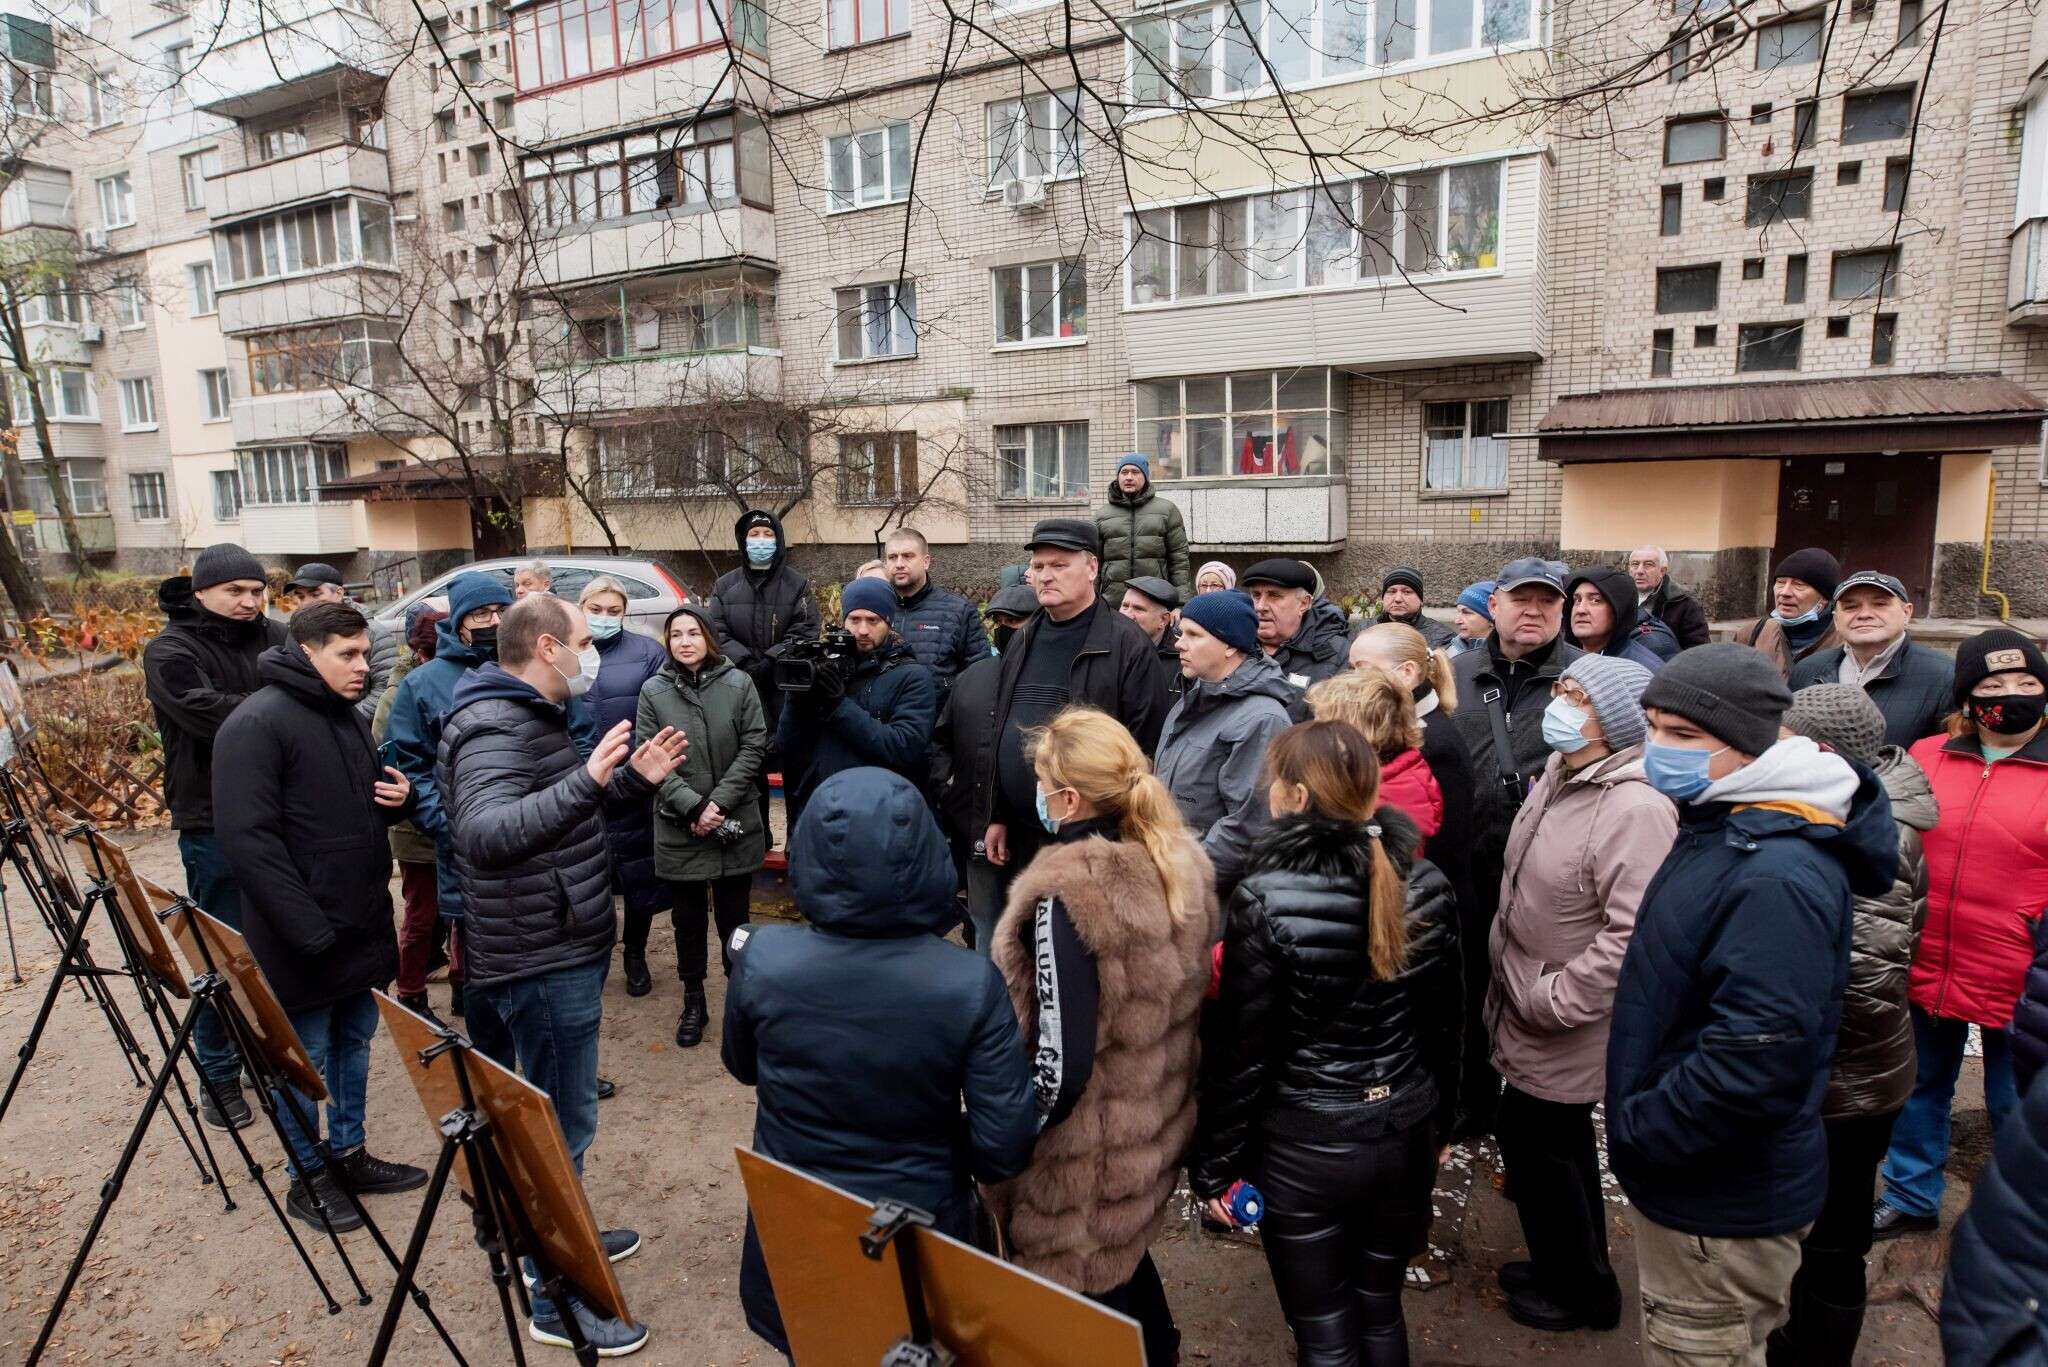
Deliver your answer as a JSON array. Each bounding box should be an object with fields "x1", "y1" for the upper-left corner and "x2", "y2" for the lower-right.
[
  {"x1": 1093, "y1": 480, "x2": 1192, "y2": 604},
  {"x1": 635, "y1": 654, "x2": 769, "y2": 883}
]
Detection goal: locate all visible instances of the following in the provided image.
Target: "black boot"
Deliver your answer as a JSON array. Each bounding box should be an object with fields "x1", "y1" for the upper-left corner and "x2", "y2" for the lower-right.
[
  {"x1": 676, "y1": 985, "x2": 708, "y2": 1048},
  {"x1": 624, "y1": 950, "x2": 652, "y2": 998},
  {"x1": 1769, "y1": 1281, "x2": 1864, "y2": 1367}
]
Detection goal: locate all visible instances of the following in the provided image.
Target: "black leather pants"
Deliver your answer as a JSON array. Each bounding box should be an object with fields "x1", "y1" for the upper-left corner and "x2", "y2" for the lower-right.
[{"x1": 1254, "y1": 1122, "x2": 1437, "y2": 1367}]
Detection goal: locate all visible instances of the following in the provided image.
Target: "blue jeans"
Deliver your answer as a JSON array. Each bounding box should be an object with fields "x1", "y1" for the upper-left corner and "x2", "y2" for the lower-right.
[
  {"x1": 272, "y1": 991, "x2": 380, "y2": 1179},
  {"x1": 1879, "y1": 1005, "x2": 2018, "y2": 1217},
  {"x1": 178, "y1": 831, "x2": 246, "y2": 1087}
]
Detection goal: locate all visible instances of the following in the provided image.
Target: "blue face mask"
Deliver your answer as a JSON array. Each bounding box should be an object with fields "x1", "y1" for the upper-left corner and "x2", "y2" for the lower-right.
[
  {"x1": 1542, "y1": 697, "x2": 1592, "y2": 755},
  {"x1": 745, "y1": 538, "x2": 777, "y2": 566},
  {"x1": 1772, "y1": 603, "x2": 1823, "y2": 627},
  {"x1": 1035, "y1": 786, "x2": 1064, "y2": 834},
  {"x1": 587, "y1": 615, "x2": 622, "y2": 640},
  {"x1": 1642, "y1": 741, "x2": 1728, "y2": 801}
]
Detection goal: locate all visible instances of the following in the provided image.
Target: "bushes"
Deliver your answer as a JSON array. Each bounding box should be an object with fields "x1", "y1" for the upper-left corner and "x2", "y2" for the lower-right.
[{"x1": 21, "y1": 666, "x2": 165, "y2": 825}]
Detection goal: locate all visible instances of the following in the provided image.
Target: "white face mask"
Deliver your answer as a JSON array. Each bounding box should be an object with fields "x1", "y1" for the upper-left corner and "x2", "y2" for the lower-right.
[{"x1": 554, "y1": 639, "x2": 600, "y2": 697}]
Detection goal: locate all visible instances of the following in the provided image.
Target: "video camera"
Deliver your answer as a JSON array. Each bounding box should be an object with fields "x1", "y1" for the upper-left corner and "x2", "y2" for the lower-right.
[{"x1": 772, "y1": 626, "x2": 859, "y2": 694}]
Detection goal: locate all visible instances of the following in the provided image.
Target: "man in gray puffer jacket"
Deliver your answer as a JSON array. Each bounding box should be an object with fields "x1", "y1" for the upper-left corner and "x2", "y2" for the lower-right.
[{"x1": 1775, "y1": 683, "x2": 1933, "y2": 1367}]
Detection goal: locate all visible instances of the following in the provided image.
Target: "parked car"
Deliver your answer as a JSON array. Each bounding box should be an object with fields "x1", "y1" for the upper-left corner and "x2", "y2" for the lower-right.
[{"x1": 370, "y1": 555, "x2": 694, "y2": 636}]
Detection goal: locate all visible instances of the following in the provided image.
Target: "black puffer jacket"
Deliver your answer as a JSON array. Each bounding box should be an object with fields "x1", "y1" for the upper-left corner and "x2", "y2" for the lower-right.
[
  {"x1": 1941, "y1": 1067, "x2": 2048, "y2": 1367},
  {"x1": 1191, "y1": 806, "x2": 1464, "y2": 1197},
  {"x1": 705, "y1": 509, "x2": 819, "y2": 734},
  {"x1": 437, "y1": 663, "x2": 653, "y2": 989},
  {"x1": 894, "y1": 580, "x2": 989, "y2": 694},
  {"x1": 143, "y1": 577, "x2": 288, "y2": 830}
]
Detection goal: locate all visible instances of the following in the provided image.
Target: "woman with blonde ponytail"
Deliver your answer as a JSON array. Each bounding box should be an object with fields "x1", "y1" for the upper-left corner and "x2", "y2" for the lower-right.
[
  {"x1": 987, "y1": 707, "x2": 1214, "y2": 1365},
  {"x1": 1192, "y1": 719, "x2": 1464, "y2": 1367}
]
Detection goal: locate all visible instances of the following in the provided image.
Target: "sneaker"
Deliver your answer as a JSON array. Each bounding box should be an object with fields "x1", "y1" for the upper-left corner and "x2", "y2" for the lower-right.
[
  {"x1": 200, "y1": 1082, "x2": 253, "y2": 1131},
  {"x1": 333, "y1": 1147, "x2": 430, "y2": 1195},
  {"x1": 1871, "y1": 1200, "x2": 1939, "y2": 1241},
  {"x1": 602, "y1": 1228, "x2": 641, "y2": 1263},
  {"x1": 529, "y1": 1295, "x2": 648, "y2": 1357},
  {"x1": 287, "y1": 1169, "x2": 366, "y2": 1233},
  {"x1": 623, "y1": 951, "x2": 652, "y2": 998}
]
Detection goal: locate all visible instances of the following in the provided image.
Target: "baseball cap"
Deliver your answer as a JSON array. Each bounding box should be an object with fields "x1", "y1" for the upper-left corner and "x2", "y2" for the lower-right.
[
  {"x1": 1833, "y1": 570, "x2": 1909, "y2": 604},
  {"x1": 287, "y1": 562, "x2": 345, "y2": 591},
  {"x1": 1496, "y1": 556, "x2": 1569, "y2": 594},
  {"x1": 1025, "y1": 517, "x2": 1101, "y2": 554}
]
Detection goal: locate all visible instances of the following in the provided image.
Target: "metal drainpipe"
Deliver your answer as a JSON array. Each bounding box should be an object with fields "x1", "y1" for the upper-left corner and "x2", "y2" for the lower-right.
[{"x1": 1982, "y1": 465, "x2": 2012, "y2": 622}]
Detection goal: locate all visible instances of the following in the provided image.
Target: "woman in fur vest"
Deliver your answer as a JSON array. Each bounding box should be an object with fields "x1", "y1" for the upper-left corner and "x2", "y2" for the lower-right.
[
  {"x1": 1192, "y1": 719, "x2": 1464, "y2": 1367},
  {"x1": 988, "y1": 706, "x2": 1215, "y2": 1366}
]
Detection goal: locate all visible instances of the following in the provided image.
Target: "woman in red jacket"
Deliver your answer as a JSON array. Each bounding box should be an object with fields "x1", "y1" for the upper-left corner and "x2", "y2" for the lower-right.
[
  {"x1": 1305, "y1": 665, "x2": 1443, "y2": 838},
  {"x1": 1875, "y1": 628, "x2": 2048, "y2": 1241}
]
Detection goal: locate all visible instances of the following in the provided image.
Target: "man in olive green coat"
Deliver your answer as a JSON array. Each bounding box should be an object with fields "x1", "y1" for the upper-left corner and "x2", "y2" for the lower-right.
[
  {"x1": 634, "y1": 604, "x2": 769, "y2": 1047},
  {"x1": 1093, "y1": 454, "x2": 1192, "y2": 607}
]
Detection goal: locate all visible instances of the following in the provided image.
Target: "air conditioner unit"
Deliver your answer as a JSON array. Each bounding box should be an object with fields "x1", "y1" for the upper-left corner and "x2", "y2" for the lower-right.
[
  {"x1": 1001, "y1": 176, "x2": 1047, "y2": 210},
  {"x1": 81, "y1": 227, "x2": 109, "y2": 251},
  {"x1": 80, "y1": 323, "x2": 103, "y2": 344}
]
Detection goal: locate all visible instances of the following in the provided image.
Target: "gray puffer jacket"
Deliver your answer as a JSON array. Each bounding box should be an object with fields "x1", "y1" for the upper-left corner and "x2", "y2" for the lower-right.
[
  {"x1": 356, "y1": 615, "x2": 400, "y2": 723},
  {"x1": 1154, "y1": 652, "x2": 1297, "y2": 902},
  {"x1": 1827, "y1": 745, "x2": 1936, "y2": 1119},
  {"x1": 437, "y1": 663, "x2": 652, "y2": 989}
]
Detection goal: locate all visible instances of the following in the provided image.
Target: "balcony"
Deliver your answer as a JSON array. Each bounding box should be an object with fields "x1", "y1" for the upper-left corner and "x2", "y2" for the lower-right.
[
  {"x1": 0, "y1": 164, "x2": 72, "y2": 234},
  {"x1": 231, "y1": 389, "x2": 414, "y2": 446},
  {"x1": 187, "y1": 0, "x2": 397, "y2": 119},
  {"x1": 238, "y1": 501, "x2": 365, "y2": 556},
  {"x1": 1156, "y1": 478, "x2": 1349, "y2": 553},
  {"x1": 217, "y1": 269, "x2": 398, "y2": 336},
  {"x1": 2009, "y1": 217, "x2": 2048, "y2": 327},
  {"x1": 30, "y1": 512, "x2": 114, "y2": 555},
  {"x1": 18, "y1": 322, "x2": 90, "y2": 366},
  {"x1": 206, "y1": 142, "x2": 390, "y2": 224},
  {"x1": 527, "y1": 205, "x2": 775, "y2": 291},
  {"x1": 531, "y1": 349, "x2": 780, "y2": 415}
]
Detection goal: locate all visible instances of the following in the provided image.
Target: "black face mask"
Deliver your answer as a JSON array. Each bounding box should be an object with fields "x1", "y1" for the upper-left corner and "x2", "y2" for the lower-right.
[
  {"x1": 465, "y1": 626, "x2": 499, "y2": 662},
  {"x1": 1970, "y1": 692, "x2": 2047, "y2": 737},
  {"x1": 992, "y1": 624, "x2": 1018, "y2": 655}
]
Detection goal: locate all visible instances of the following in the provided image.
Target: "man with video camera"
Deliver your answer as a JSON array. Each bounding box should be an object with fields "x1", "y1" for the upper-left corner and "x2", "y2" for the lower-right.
[{"x1": 773, "y1": 576, "x2": 937, "y2": 826}]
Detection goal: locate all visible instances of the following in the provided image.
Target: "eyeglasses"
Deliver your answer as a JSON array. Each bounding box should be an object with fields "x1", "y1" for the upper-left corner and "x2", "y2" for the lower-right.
[{"x1": 1550, "y1": 682, "x2": 1592, "y2": 706}]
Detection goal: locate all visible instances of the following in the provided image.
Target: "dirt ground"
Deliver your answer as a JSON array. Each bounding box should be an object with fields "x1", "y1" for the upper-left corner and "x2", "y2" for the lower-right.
[{"x1": 0, "y1": 828, "x2": 1956, "y2": 1365}]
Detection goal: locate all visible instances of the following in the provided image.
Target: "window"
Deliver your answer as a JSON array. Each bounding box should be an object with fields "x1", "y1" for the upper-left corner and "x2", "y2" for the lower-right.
[
  {"x1": 1133, "y1": 369, "x2": 1345, "y2": 480},
  {"x1": 1651, "y1": 329, "x2": 1674, "y2": 378},
  {"x1": 24, "y1": 460, "x2": 107, "y2": 515},
  {"x1": 256, "y1": 125, "x2": 308, "y2": 162},
  {"x1": 1785, "y1": 253, "x2": 1808, "y2": 303},
  {"x1": 834, "y1": 281, "x2": 917, "y2": 361},
  {"x1": 1737, "y1": 321, "x2": 1802, "y2": 372},
  {"x1": 1872, "y1": 313, "x2": 1897, "y2": 365},
  {"x1": 443, "y1": 200, "x2": 466, "y2": 231},
  {"x1": 1695, "y1": 324, "x2": 1717, "y2": 346},
  {"x1": 187, "y1": 262, "x2": 216, "y2": 315},
  {"x1": 244, "y1": 321, "x2": 400, "y2": 394},
  {"x1": 1830, "y1": 247, "x2": 1899, "y2": 300},
  {"x1": 236, "y1": 445, "x2": 347, "y2": 506},
  {"x1": 986, "y1": 90, "x2": 1082, "y2": 190},
  {"x1": 211, "y1": 469, "x2": 242, "y2": 522},
  {"x1": 827, "y1": 122, "x2": 913, "y2": 211},
  {"x1": 118, "y1": 377, "x2": 157, "y2": 429},
  {"x1": 116, "y1": 278, "x2": 144, "y2": 328},
  {"x1": 180, "y1": 147, "x2": 220, "y2": 211},
  {"x1": 523, "y1": 119, "x2": 767, "y2": 227},
  {"x1": 199, "y1": 368, "x2": 231, "y2": 422},
  {"x1": 435, "y1": 111, "x2": 456, "y2": 143},
  {"x1": 1750, "y1": 102, "x2": 1773, "y2": 124},
  {"x1": 1793, "y1": 99, "x2": 1817, "y2": 149},
  {"x1": 529, "y1": 286, "x2": 775, "y2": 367},
  {"x1": 593, "y1": 424, "x2": 798, "y2": 498},
  {"x1": 1664, "y1": 114, "x2": 1725, "y2": 165},
  {"x1": 1126, "y1": 158, "x2": 1504, "y2": 304},
  {"x1": 1837, "y1": 161, "x2": 1861, "y2": 185},
  {"x1": 1883, "y1": 157, "x2": 1910, "y2": 211},
  {"x1": 1742, "y1": 257, "x2": 1764, "y2": 280},
  {"x1": 1756, "y1": 11, "x2": 1821, "y2": 68},
  {"x1": 1702, "y1": 176, "x2": 1725, "y2": 201},
  {"x1": 1897, "y1": 0, "x2": 1923, "y2": 46},
  {"x1": 1655, "y1": 263, "x2": 1720, "y2": 313},
  {"x1": 1746, "y1": 170, "x2": 1812, "y2": 226},
  {"x1": 1843, "y1": 86, "x2": 1914, "y2": 144},
  {"x1": 23, "y1": 279, "x2": 83, "y2": 326},
  {"x1": 470, "y1": 144, "x2": 491, "y2": 176},
  {"x1": 993, "y1": 260, "x2": 1086, "y2": 345},
  {"x1": 211, "y1": 199, "x2": 394, "y2": 287},
  {"x1": 1423, "y1": 398, "x2": 1509, "y2": 492},
  {"x1": 996, "y1": 422, "x2": 1089, "y2": 498},
  {"x1": 827, "y1": 0, "x2": 908, "y2": 48},
  {"x1": 6, "y1": 67, "x2": 56, "y2": 119},
  {"x1": 95, "y1": 172, "x2": 135, "y2": 228},
  {"x1": 11, "y1": 369, "x2": 99, "y2": 421},
  {"x1": 1664, "y1": 29, "x2": 1693, "y2": 84},
  {"x1": 350, "y1": 103, "x2": 386, "y2": 148},
  {"x1": 87, "y1": 69, "x2": 122, "y2": 126},
  {"x1": 511, "y1": 0, "x2": 766, "y2": 87},
  {"x1": 1660, "y1": 184, "x2": 1682, "y2": 235},
  {"x1": 838, "y1": 433, "x2": 920, "y2": 505},
  {"x1": 1826, "y1": 314, "x2": 1851, "y2": 337},
  {"x1": 128, "y1": 473, "x2": 168, "y2": 522}
]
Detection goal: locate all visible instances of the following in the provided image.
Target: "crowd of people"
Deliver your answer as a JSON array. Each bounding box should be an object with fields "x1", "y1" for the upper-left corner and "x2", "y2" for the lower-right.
[{"x1": 132, "y1": 454, "x2": 2048, "y2": 1364}]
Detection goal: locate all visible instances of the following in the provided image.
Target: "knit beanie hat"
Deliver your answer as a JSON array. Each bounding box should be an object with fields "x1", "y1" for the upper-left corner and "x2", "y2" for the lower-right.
[
  {"x1": 840, "y1": 576, "x2": 897, "y2": 623},
  {"x1": 1784, "y1": 683, "x2": 1888, "y2": 769},
  {"x1": 445, "y1": 570, "x2": 513, "y2": 628},
  {"x1": 1118, "y1": 453, "x2": 1150, "y2": 481},
  {"x1": 190, "y1": 542, "x2": 266, "y2": 590},
  {"x1": 1196, "y1": 560, "x2": 1237, "y2": 591},
  {"x1": 1952, "y1": 627, "x2": 2048, "y2": 707},
  {"x1": 1457, "y1": 580, "x2": 1496, "y2": 621},
  {"x1": 1772, "y1": 547, "x2": 1842, "y2": 602},
  {"x1": 1179, "y1": 590, "x2": 1260, "y2": 655},
  {"x1": 1639, "y1": 642, "x2": 1792, "y2": 756},
  {"x1": 1381, "y1": 566, "x2": 1424, "y2": 596},
  {"x1": 1562, "y1": 655, "x2": 1653, "y2": 751}
]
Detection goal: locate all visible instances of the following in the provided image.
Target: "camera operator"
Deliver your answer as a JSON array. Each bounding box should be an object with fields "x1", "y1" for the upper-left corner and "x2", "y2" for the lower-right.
[{"x1": 773, "y1": 577, "x2": 937, "y2": 827}]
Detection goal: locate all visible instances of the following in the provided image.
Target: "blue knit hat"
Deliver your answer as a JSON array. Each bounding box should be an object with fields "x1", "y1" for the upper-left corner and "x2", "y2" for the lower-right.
[
  {"x1": 1118, "y1": 453, "x2": 1150, "y2": 481},
  {"x1": 445, "y1": 570, "x2": 512, "y2": 626},
  {"x1": 1457, "y1": 580, "x2": 1496, "y2": 621},
  {"x1": 1179, "y1": 590, "x2": 1259, "y2": 655},
  {"x1": 840, "y1": 576, "x2": 897, "y2": 624}
]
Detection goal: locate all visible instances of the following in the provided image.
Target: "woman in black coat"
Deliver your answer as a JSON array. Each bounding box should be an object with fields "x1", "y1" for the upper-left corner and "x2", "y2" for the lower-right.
[{"x1": 1192, "y1": 719, "x2": 1463, "y2": 1367}]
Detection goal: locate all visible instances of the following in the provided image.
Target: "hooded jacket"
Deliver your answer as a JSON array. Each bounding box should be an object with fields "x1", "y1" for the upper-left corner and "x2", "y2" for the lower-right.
[
  {"x1": 1154, "y1": 652, "x2": 1298, "y2": 900},
  {"x1": 383, "y1": 613, "x2": 498, "y2": 920},
  {"x1": 1640, "y1": 575, "x2": 1711, "y2": 652},
  {"x1": 585, "y1": 623, "x2": 670, "y2": 916},
  {"x1": 1789, "y1": 636, "x2": 1956, "y2": 749},
  {"x1": 1565, "y1": 569, "x2": 1674, "y2": 673},
  {"x1": 893, "y1": 578, "x2": 990, "y2": 694},
  {"x1": 372, "y1": 650, "x2": 437, "y2": 865},
  {"x1": 437, "y1": 663, "x2": 651, "y2": 988},
  {"x1": 1266, "y1": 596, "x2": 1352, "y2": 690},
  {"x1": 213, "y1": 644, "x2": 412, "y2": 1013},
  {"x1": 1191, "y1": 806, "x2": 1464, "y2": 1197},
  {"x1": 724, "y1": 768, "x2": 1037, "y2": 1345},
  {"x1": 932, "y1": 652, "x2": 1001, "y2": 845},
  {"x1": 1487, "y1": 747, "x2": 1677, "y2": 1106},
  {"x1": 1377, "y1": 748, "x2": 1444, "y2": 838},
  {"x1": 143, "y1": 577, "x2": 289, "y2": 831},
  {"x1": 774, "y1": 635, "x2": 936, "y2": 815},
  {"x1": 1092, "y1": 475, "x2": 1192, "y2": 604},
  {"x1": 1906, "y1": 727, "x2": 2048, "y2": 1030},
  {"x1": 705, "y1": 509, "x2": 820, "y2": 733},
  {"x1": 1941, "y1": 1066, "x2": 2048, "y2": 1367},
  {"x1": 636, "y1": 649, "x2": 769, "y2": 883},
  {"x1": 1827, "y1": 746, "x2": 1936, "y2": 1118},
  {"x1": 1605, "y1": 739, "x2": 1897, "y2": 1236},
  {"x1": 355, "y1": 615, "x2": 400, "y2": 725}
]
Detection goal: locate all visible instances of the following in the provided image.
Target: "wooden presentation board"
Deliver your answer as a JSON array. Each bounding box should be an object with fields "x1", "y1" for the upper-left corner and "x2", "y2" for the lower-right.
[
  {"x1": 160, "y1": 900, "x2": 326, "y2": 1100},
  {"x1": 65, "y1": 828, "x2": 189, "y2": 1000}
]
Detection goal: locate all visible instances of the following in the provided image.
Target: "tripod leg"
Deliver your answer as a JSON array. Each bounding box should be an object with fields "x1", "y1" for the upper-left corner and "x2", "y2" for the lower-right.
[
  {"x1": 366, "y1": 1136, "x2": 465, "y2": 1367},
  {"x1": 116, "y1": 969, "x2": 224, "y2": 1193},
  {"x1": 171, "y1": 1061, "x2": 236, "y2": 1212},
  {"x1": 205, "y1": 1068, "x2": 343, "y2": 1315},
  {"x1": 267, "y1": 1083, "x2": 372, "y2": 1306},
  {"x1": 3, "y1": 876, "x2": 21, "y2": 985},
  {"x1": 0, "y1": 898, "x2": 96, "y2": 1125},
  {"x1": 463, "y1": 1137, "x2": 533, "y2": 1367}
]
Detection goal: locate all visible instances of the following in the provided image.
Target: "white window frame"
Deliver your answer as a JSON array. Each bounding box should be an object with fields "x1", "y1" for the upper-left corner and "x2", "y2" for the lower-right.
[
  {"x1": 1421, "y1": 396, "x2": 1510, "y2": 493},
  {"x1": 6, "y1": 67, "x2": 57, "y2": 119},
  {"x1": 992, "y1": 259, "x2": 1088, "y2": 347},
  {"x1": 833, "y1": 281, "x2": 918, "y2": 362},
  {"x1": 211, "y1": 469, "x2": 243, "y2": 522},
  {"x1": 12, "y1": 368, "x2": 100, "y2": 422},
  {"x1": 116, "y1": 278, "x2": 145, "y2": 329},
  {"x1": 210, "y1": 198, "x2": 396, "y2": 289},
  {"x1": 118, "y1": 376, "x2": 158, "y2": 431},
  {"x1": 236, "y1": 444, "x2": 348, "y2": 507},
  {"x1": 87, "y1": 69, "x2": 122, "y2": 128},
  {"x1": 985, "y1": 89, "x2": 1082, "y2": 192},
  {"x1": 128, "y1": 472, "x2": 169, "y2": 522},
  {"x1": 199, "y1": 368, "x2": 231, "y2": 423},
  {"x1": 181, "y1": 147, "x2": 220, "y2": 212},
  {"x1": 187, "y1": 262, "x2": 216, "y2": 315},
  {"x1": 826, "y1": 0, "x2": 909, "y2": 50},
  {"x1": 164, "y1": 41, "x2": 191, "y2": 109},
  {"x1": 95, "y1": 172, "x2": 135, "y2": 229},
  {"x1": 825, "y1": 122, "x2": 913, "y2": 212},
  {"x1": 995, "y1": 422, "x2": 1090, "y2": 499},
  {"x1": 25, "y1": 459, "x2": 107, "y2": 515}
]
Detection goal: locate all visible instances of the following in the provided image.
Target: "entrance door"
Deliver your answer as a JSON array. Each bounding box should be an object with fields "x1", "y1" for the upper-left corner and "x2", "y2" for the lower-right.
[
  {"x1": 470, "y1": 497, "x2": 522, "y2": 560},
  {"x1": 1772, "y1": 454, "x2": 1939, "y2": 607}
]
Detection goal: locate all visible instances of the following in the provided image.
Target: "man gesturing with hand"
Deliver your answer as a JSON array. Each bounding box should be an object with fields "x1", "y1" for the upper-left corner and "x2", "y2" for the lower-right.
[{"x1": 437, "y1": 592, "x2": 685, "y2": 1356}]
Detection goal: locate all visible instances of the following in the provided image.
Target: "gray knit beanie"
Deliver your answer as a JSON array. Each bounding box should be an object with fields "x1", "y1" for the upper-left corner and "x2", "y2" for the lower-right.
[
  {"x1": 1639, "y1": 642, "x2": 1792, "y2": 756},
  {"x1": 1783, "y1": 683, "x2": 1887, "y2": 769},
  {"x1": 1562, "y1": 655, "x2": 1653, "y2": 751}
]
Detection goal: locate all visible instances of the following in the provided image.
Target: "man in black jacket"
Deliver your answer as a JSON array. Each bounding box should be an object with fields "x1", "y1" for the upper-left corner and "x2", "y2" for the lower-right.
[
  {"x1": 439, "y1": 593, "x2": 686, "y2": 1356},
  {"x1": 1628, "y1": 545, "x2": 1712, "y2": 650},
  {"x1": 1242, "y1": 558, "x2": 1350, "y2": 689},
  {"x1": 979, "y1": 519, "x2": 1164, "y2": 881},
  {"x1": 1788, "y1": 570, "x2": 1955, "y2": 748},
  {"x1": 935, "y1": 585, "x2": 1038, "y2": 951},
  {"x1": 143, "y1": 542, "x2": 286, "y2": 1131},
  {"x1": 707, "y1": 509, "x2": 817, "y2": 844},
  {"x1": 1373, "y1": 567, "x2": 1456, "y2": 649},
  {"x1": 885, "y1": 526, "x2": 989, "y2": 696},
  {"x1": 213, "y1": 603, "x2": 426, "y2": 1229}
]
